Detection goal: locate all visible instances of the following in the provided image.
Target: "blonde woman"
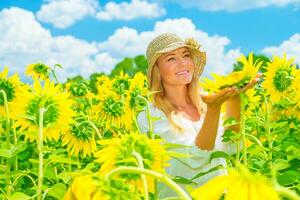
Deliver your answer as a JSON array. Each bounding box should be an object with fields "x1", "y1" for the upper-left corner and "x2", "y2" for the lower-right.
[{"x1": 138, "y1": 33, "x2": 260, "y2": 197}]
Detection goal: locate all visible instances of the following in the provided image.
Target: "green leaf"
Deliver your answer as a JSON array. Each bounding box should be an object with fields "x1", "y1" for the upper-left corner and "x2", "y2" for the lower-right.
[
  {"x1": 48, "y1": 154, "x2": 79, "y2": 165},
  {"x1": 167, "y1": 151, "x2": 191, "y2": 159},
  {"x1": 164, "y1": 143, "x2": 192, "y2": 150},
  {"x1": 222, "y1": 129, "x2": 240, "y2": 142},
  {"x1": 47, "y1": 183, "x2": 67, "y2": 199},
  {"x1": 277, "y1": 170, "x2": 300, "y2": 186},
  {"x1": 11, "y1": 192, "x2": 31, "y2": 200},
  {"x1": 57, "y1": 172, "x2": 72, "y2": 184},
  {"x1": 172, "y1": 176, "x2": 197, "y2": 185},
  {"x1": 191, "y1": 164, "x2": 225, "y2": 180},
  {"x1": 0, "y1": 143, "x2": 27, "y2": 158},
  {"x1": 273, "y1": 159, "x2": 291, "y2": 171},
  {"x1": 54, "y1": 64, "x2": 63, "y2": 69},
  {"x1": 209, "y1": 151, "x2": 230, "y2": 163},
  {"x1": 223, "y1": 117, "x2": 239, "y2": 127}
]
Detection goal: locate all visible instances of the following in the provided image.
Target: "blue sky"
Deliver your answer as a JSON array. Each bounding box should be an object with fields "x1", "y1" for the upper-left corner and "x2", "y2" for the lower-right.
[{"x1": 1, "y1": 0, "x2": 300, "y2": 80}]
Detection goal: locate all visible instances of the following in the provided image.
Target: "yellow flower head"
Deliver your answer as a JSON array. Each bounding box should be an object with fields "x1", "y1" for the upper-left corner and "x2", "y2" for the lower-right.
[
  {"x1": 26, "y1": 63, "x2": 51, "y2": 80},
  {"x1": 201, "y1": 52, "x2": 261, "y2": 93},
  {"x1": 65, "y1": 81, "x2": 89, "y2": 98},
  {"x1": 11, "y1": 80, "x2": 75, "y2": 141},
  {"x1": 0, "y1": 67, "x2": 24, "y2": 117},
  {"x1": 95, "y1": 133, "x2": 170, "y2": 192},
  {"x1": 62, "y1": 113, "x2": 97, "y2": 157},
  {"x1": 64, "y1": 174, "x2": 141, "y2": 200},
  {"x1": 126, "y1": 72, "x2": 149, "y2": 111},
  {"x1": 262, "y1": 54, "x2": 297, "y2": 102},
  {"x1": 192, "y1": 165, "x2": 279, "y2": 200},
  {"x1": 111, "y1": 71, "x2": 130, "y2": 95},
  {"x1": 96, "y1": 87, "x2": 133, "y2": 130}
]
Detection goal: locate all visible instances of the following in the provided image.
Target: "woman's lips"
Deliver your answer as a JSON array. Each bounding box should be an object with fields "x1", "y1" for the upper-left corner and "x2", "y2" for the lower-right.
[{"x1": 176, "y1": 70, "x2": 189, "y2": 75}]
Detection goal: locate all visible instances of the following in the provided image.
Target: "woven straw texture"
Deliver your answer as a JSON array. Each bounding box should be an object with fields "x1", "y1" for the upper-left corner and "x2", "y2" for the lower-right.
[{"x1": 146, "y1": 33, "x2": 206, "y2": 76}]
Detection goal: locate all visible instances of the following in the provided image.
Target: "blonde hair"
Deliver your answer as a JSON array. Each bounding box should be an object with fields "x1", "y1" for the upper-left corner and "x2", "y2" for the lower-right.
[{"x1": 148, "y1": 63, "x2": 207, "y2": 132}]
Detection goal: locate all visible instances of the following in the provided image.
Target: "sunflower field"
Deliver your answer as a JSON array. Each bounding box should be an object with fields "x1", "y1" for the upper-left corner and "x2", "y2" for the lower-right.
[{"x1": 0, "y1": 53, "x2": 300, "y2": 200}]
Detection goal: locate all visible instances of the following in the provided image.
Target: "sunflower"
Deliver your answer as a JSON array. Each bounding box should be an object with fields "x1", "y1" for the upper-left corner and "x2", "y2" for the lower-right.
[
  {"x1": 96, "y1": 86, "x2": 133, "y2": 130},
  {"x1": 64, "y1": 174, "x2": 141, "y2": 200},
  {"x1": 201, "y1": 52, "x2": 262, "y2": 93},
  {"x1": 111, "y1": 71, "x2": 130, "y2": 95},
  {"x1": 94, "y1": 133, "x2": 170, "y2": 192},
  {"x1": 62, "y1": 113, "x2": 97, "y2": 157},
  {"x1": 192, "y1": 165, "x2": 279, "y2": 200},
  {"x1": 0, "y1": 67, "x2": 24, "y2": 117},
  {"x1": 64, "y1": 81, "x2": 89, "y2": 98},
  {"x1": 126, "y1": 72, "x2": 149, "y2": 111},
  {"x1": 283, "y1": 70, "x2": 300, "y2": 119},
  {"x1": 10, "y1": 80, "x2": 75, "y2": 141},
  {"x1": 262, "y1": 55, "x2": 297, "y2": 102},
  {"x1": 26, "y1": 63, "x2": 51, "y2": 80}
]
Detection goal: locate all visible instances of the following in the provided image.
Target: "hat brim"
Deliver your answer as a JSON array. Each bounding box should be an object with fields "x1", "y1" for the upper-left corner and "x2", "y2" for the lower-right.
[{"x1": 149, "y1": 42, "x2": 206, "y2": 76}]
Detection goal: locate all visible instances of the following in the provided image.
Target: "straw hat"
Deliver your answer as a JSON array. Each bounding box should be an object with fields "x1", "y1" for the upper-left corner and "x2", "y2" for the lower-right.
[{"x1": 146, "y1": 33, "x2": 206, "y2": 77}]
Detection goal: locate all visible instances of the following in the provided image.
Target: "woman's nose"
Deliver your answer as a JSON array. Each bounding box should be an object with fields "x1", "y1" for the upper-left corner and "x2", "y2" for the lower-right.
[{"x1": 178, "y1": 57, "x2": 187, "y2": 66}]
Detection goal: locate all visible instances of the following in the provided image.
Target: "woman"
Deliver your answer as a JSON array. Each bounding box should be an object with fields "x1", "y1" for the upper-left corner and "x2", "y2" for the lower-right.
[{"x1": 138, "y1": 33, "x2": 260, "y2": 197}]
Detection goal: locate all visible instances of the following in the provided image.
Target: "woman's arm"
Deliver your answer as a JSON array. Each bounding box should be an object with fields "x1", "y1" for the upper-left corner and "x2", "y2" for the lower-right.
[
  {"x1": 195, "y1": 87, "x2": 237, "y2": 150},
  {"x1": 195, "y1": 105, "x2": 221, "y2": 150},
  {"x1": 225, "y1": 95, "x2": 241, "y2": 133}
]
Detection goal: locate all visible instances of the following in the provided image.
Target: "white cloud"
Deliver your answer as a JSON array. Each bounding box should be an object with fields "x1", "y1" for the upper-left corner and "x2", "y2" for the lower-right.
[
  {"x1": 36, "y1": 0, "x2": 98, "y2": 28},
  {"x1": 0, "y1": 7, "x2": 107, "y2": 81},
  {"x1": 98, "y1": 18, "x2": 242, "y2": 76},
  {"x1": 95, "y1": 52, "x2": 118, "y2": 74},
  {"x1": 0, "y1": 7, "x2": 242, "y2": 82},
  {"x1": 167, "y1": 0, "x2": 300, "y2": 12},
  {"x1": 96, "y1": 0, "x2": 166, "y2": 20},
  {"x1": 262, "y1": 33, "x2": 300, "y2": 64}
]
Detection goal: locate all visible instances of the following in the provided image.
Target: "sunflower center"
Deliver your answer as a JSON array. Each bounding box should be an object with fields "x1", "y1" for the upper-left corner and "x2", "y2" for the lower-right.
[
  {"x1": 273, "y1": 68, "x2": 293, "y2": 92},
  {"x1": 113, "y1": 79, "x2": 130, "y2": 94},
  {"x1": 27, "y1": 97, "x2": 59, "y2": 126},
  {"x1": 103, "y1": 97, "x2": 124, "y2": 116},
  {"x1": 33, "y1": 63, "x2": 50, "y2": 76},
  {"x1": 70, "y1": 83, "x2": 88, "y2": 97},
  {"x1": 129, "y1": 88, "x2": 140, "y2": 109},
  {"x1": 0, "y1": 79, "x2": 15, "y2": 105},
  {"x1": 70, "y1": 122, "x2": 93, "y2": 141}
]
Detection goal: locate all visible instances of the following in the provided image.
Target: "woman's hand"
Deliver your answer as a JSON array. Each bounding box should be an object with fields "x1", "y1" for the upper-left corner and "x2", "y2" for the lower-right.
[
  {"x1": 201, "y1": 73, "x2": 262, "y2": 107},
  {"x1": 201, "y1": 87, "x2": 239, "y2": 108}
]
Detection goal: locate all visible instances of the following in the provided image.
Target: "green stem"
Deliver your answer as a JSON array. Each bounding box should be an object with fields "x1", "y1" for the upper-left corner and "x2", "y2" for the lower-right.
[
  {"x1": 134, "y1": 114, "x2": 141, "y2": 133},
  {"x1": 239, "y1": 93, "x2": 247, "y2": 166},
  {"x1": 13, "y1": 127, "x2": 18, "y2": 171},
  {"x1": 50, "y1": 66, "x2": 60, "y2": 85},
  {"x1": 138, "y1": 95, "x2": 153, "y2": 139},
  {"x1": 105, "y1": 166, "x2": 191, "y2": 200},
  {"x1": 275, "y1": 184, "x2": 300, "y2": 200},
  {"x1": 132, "y1": 151, "x2": 149, "y2": 200},
  {"x1": 235, "y1": 142, "x2": 240, "y2": 164},
  {"x1": 87, "y1": 120, "x2": 102, "y2": 139},
  {"x1": 0, "y1": 89, "x2": 12, "y2": 199},
  {"x1": 37, "y1": 108, "x2": 46, "y2": 200},
  {"x1": 263, "y1": 94, "x2": 273, "y2": 168}
]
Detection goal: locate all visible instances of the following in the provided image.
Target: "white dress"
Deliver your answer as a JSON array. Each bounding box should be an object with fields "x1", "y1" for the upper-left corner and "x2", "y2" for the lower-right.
[{"x1": 137, "y1": 103, "x2": 235, "y2": 198}]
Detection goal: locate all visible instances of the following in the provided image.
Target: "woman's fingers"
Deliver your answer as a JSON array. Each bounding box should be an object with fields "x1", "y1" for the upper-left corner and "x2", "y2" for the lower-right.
[
  {"x1": 202, "y1": 87, "x2": 237, "y2": 104},
  {"x1": 241, "y1": 75, "x2": 261, "y2": 92}
]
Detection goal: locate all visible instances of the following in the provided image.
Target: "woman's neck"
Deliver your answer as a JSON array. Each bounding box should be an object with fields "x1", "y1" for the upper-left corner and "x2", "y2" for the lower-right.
[{"x1": 163, "y1": 83, "x2": 191, "y2": 108}]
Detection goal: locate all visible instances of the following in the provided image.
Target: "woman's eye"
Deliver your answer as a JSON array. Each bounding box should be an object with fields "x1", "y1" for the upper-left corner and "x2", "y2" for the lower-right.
[
  {"x1": 167, "y1": 57, "x2": 175, "y2": 61},
  {"x1": 184, "y1": 54, "x2": 190, "y2": 58}
]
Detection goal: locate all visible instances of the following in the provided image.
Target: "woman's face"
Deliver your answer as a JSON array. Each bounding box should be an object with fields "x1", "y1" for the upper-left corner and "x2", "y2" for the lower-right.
[{"x1": 156, "y1": 47, "x2": 194, "y2": 86}]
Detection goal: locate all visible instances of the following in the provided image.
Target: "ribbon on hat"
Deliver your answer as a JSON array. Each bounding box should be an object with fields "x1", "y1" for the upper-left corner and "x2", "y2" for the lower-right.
[{"x1": 185, "y1": 38, "x2": 201, "y2": 49}]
